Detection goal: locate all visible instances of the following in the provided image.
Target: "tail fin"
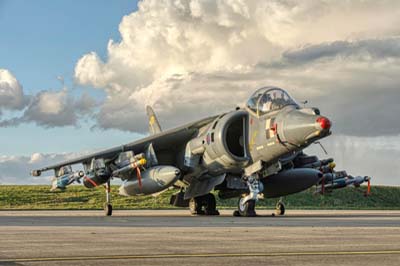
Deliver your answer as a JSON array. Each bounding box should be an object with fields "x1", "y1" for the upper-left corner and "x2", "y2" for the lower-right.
[{"x1": 146, "y1": 106, "x2": 162, "y2": 134}]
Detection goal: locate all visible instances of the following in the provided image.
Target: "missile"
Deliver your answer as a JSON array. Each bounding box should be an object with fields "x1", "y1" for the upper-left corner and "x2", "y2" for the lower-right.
[
  {"x1": 316, "y1": 175, "x2": 370, "y2": 193},
  {"x1": 319, "y1": 169, "x2": 347, "y2": 184},
  {"x1": 112, "y1": 158, "x2": 147, "y2": 176},
  {"x1": 350, "y1": 176, "x2": 371, "y2": 187},
  {"x1": 116, "y1": 153, "x2": 145, "y2": 168},
  {"x1": 302, "y1": 158, "x2": 334, "y2": 169},
  {"x1": 50, "y1": 171, "x2": 84, "y2": 191}
]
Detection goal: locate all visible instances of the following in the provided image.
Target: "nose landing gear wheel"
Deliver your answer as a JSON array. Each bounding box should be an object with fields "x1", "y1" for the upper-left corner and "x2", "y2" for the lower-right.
[{"x1": 237, "y1": 198, "x2": 256, "y2": 217}]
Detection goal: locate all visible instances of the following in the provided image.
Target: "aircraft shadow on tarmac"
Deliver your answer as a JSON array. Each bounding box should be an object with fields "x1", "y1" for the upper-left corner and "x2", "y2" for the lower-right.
[{"x1": 0, "y1": 212, "x2": 399, "y2": 228}]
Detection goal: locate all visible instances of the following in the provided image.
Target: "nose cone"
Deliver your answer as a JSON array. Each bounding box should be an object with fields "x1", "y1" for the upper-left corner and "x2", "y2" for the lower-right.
[
  {"x1": 316, "y1": 116, "x2": 331, "y2": 130},
  {"x1": 279, "y1": 109, "x2": 332, "y2": 147}
]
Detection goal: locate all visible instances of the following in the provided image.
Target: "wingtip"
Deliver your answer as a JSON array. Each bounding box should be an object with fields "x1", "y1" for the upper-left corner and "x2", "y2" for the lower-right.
[
  {"x1": 146, "y1": 105, "x2": 154, "y2": 115},
  {"x1": 31, "y1": 170, "x2": 42, "y2": 177}
]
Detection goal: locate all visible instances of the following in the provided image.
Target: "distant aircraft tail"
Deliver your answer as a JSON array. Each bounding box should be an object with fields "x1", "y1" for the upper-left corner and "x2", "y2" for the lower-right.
[{"x1": 146, "y1": 106, "x2": 162, "y2": 134}]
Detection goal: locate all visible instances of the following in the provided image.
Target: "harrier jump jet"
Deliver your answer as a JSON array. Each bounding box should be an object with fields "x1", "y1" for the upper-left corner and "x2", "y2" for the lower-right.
[{"x1": 31, "y1": 87, "x2": 370, "y2": 216}]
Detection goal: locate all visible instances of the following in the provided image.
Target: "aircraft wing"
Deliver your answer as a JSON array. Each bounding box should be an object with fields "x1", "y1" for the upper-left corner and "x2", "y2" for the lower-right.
[{"x1": 33, "y1": 115, "x2": 217, "y2": 174}]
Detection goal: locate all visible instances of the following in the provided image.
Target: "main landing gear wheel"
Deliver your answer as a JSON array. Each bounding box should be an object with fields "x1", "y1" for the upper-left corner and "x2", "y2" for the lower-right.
[
  {"x1": 104, "y1": 203, "x2": 113, "y2": 216},
  {"x1": 204, "y1": 193, "x2": 219, "y2": 215},
  {"x1": 189, "y1": 197, "x2": 204, "y2": 215},
  {"x1": 275, "y1": 201, "x2": 285, "y2": 216},
  {"x1": 189, "y1": 193, "x2": 220, "y2": 216},
  {"x1": 236, "y1": 197, "x2": 256, "y2": 217}
]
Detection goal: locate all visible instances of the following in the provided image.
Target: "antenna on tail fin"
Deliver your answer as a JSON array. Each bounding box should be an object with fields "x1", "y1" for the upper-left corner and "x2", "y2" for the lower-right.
[{"x1": 146, "y1": 106, "x2": 162, "y2": 135}]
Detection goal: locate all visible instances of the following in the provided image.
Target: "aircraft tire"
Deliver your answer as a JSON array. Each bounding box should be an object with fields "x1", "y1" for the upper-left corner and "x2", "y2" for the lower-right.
[
  {"x1": 275, "y1": 202, "x2": 285, "y2": 216},
  {"x1": 233, "y1": 210, "x2": 241, "y2": 216},
  {"x1": 104, "y1": 204, "x2": 112, "y2": 216},
  {"x1": 238, "y1": 198, "x2": 256, "y2": 217},
  {"x1": 189, "y1": 197, "x2": 204, "y2": 215},
  {"x1": 204, "y1": 193, "x2": 219, "y2": 215}
]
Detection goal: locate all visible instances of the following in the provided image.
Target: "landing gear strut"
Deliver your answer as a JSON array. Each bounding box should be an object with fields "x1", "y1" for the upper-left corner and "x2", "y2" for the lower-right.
[
  {"x1": 104, "y1": 180, "x2": 112, "y2": 216},
  {"x1": 189, "y1": 193, "x2": 220, "y2": 215},
  {"x1": 233, "y1": 174, "x2": 263, "y2": 217}
]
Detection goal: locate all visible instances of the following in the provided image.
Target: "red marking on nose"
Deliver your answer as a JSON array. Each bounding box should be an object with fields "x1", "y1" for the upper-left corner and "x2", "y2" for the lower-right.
[{"x1": 316, "y1": 117, "x2": 331, "y2": 130}]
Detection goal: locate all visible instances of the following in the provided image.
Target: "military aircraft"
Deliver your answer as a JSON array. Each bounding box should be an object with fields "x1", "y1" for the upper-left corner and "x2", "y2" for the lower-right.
[{"x1": 31, "y1": 87, "x2": 371, "y2": 217}]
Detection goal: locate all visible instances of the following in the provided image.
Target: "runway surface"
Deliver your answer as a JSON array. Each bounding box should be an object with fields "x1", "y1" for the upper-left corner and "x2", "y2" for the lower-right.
[{"x1": 0, "y1": 210, "x2": 399, "y2": 265}]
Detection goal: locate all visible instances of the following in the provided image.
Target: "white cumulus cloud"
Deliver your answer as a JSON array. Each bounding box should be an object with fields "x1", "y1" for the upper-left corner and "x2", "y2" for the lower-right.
[
  {"x1": 0, "y1": 70, "x2": 97, "y2": 128},
  {"x1": 74, "y1": 0, "x2": 400, "y2": 136},
  {"x1": 0, "y1": 69, "x2": 27, "y2": 112}
]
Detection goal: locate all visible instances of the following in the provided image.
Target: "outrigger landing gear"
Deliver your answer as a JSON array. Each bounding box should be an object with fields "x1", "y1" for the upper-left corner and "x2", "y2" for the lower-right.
[
  {"x1": 233, "y1": 174, "x2": 263, "y2": 217},
  {"x1": 275, "y1": 197, "x2": 285, "y2": 216},
  {"x1": 189, "y1": 193, "x2": 220, "y2": 216},
  {"x1": 104, "y1": 180, "x2": 112, "y2": 216}
]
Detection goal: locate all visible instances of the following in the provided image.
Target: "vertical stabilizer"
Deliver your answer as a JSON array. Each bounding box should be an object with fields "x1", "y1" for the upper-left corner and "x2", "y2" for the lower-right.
[{"x1": 146, "y1": 106, "x2": 162, "y2": 134}]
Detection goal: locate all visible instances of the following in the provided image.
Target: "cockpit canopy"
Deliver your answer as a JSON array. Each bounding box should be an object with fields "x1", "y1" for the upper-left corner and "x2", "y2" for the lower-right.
[{"x1": 246, "y1": 87, "x2": 298, "y2": 116}]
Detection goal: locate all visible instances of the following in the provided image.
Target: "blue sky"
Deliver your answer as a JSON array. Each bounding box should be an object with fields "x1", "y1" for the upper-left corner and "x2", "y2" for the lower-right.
[
  {"x1": 0, "y1": 0, "x2": 142, "y2": 155},
  {"x1": 0, "y1": 0, "x2": 136, "y2": 91}
]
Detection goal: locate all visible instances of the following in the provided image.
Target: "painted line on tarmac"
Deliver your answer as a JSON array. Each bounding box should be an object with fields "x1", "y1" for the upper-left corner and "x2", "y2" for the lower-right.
[{"x1": 2, "y1": 250, "x2": 400, "y2": 263}]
